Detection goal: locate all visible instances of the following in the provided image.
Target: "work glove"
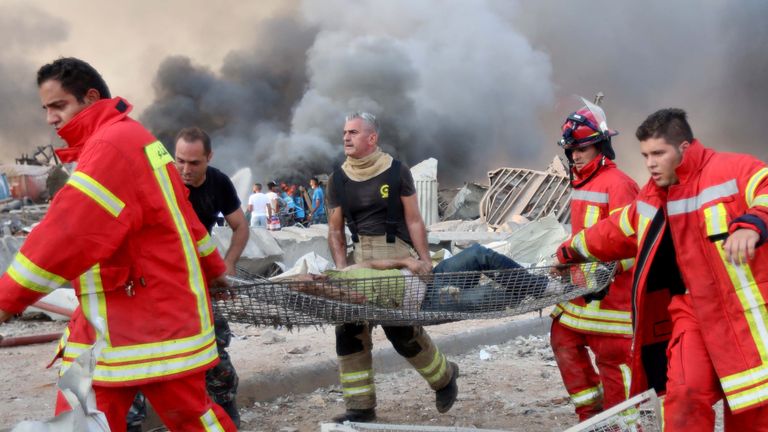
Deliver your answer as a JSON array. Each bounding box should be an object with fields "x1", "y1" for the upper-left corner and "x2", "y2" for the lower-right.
[
  {"x1": 556, "y1": 241, "x2": 583, "y2": 264},
  {"x1": 582, "y1": 263, "x2": 614, "y2": 303},
  {"x1": 583, "y1": 286, "x2": 609, "y2": 304}
]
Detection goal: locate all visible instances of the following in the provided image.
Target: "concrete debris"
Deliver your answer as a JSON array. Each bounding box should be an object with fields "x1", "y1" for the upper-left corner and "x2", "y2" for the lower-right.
[
  {"x1": 480, "y1": 160, "x2": 571, "y2": 229},
  {"x1": 287, "y1": 345, "x2": 311, "y2": 355},
  {"x1": 27, "y1": 289, "x2": 77, "y2": 321},
  {"x1": 271, "y1": 225, "x2": 336, "y2": 271},
  {"x1": 442, "y1": 182, "x2": 487, "y2": 221},
  {"x1": 410, "y1": 158, "x2": 439, "y2": 227},
  {"x1": 484, "y1": 215, "x2": 568, "y2": 266},
  {"x1": 0, "y1": 235, "x2": 25, "y2": 274},
  {"x1": 213, "y1": 225, "x2": 283, "y2": 275},
  {"x1": 428, "y1": 219, "x2": 489, "y2": 233},
  {"x1": 261, "y1": 330, "x2": 287, "y2": 345}
]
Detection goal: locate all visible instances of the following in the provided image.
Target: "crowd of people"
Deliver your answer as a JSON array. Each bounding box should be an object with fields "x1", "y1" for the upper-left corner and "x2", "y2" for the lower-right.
[
  {"x1": 1, "y1": 55, "x2": 767, "y2": 432},
  {"x1": 246, "y1": 177, "x2": 326, "y2": 230}
]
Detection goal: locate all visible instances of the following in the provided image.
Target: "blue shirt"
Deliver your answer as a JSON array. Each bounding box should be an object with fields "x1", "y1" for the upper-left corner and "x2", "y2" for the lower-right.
[{"x1": 312, "y1": 187, "x2": 325, "y2": 216}]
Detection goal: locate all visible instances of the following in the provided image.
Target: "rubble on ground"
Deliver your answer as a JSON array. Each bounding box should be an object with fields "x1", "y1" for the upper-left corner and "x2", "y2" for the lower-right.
[
  {"x1": 442, "y1": 182, "x2": 487, "y2": 221},
  {"x1": 238, "y1": 334, "x2": 578, "y2": 432}
]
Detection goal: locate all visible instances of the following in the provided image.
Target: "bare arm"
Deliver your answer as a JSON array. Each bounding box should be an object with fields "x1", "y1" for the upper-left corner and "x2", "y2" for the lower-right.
[
  {"x1": 346, "y1": 256, "x2": 432, "y2": 274},
  {"x1": 401, "y1": 194, "x2": 432, "y2": 266},
  {"x1": 327, "y1": 206, "x2": 348, "y2": 267},
  {"x1": 223, "y1": 208, "x2": 249, "y2": 275},
  {"x1": 290, "y1": 274, "x2": 366, "y2": 304}
]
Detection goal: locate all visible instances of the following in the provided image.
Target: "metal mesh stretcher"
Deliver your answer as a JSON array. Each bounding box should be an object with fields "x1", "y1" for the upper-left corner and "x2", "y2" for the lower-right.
[{"x1": 212, "y1": 262, "x2": 617, "y2": 327}]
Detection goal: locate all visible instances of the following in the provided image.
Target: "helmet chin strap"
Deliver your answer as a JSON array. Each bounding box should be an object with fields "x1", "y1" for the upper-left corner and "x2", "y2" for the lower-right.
[{"x1": 570, "y1": 155, "x2": 606, "y2": 189}]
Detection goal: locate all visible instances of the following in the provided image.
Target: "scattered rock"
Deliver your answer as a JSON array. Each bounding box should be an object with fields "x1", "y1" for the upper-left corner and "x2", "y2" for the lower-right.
[
  {"x1": 287, "y1": 345, "x2": 311, "y2": 354},
  {"x1": 261, "y1": 330, "x2": 287, "y2": 345}
]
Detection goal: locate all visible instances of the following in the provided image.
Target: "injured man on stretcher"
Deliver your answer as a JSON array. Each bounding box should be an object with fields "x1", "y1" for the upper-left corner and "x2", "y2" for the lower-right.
[{"x1": 287, "y1": 244, "x2": 571, "y2": 312}]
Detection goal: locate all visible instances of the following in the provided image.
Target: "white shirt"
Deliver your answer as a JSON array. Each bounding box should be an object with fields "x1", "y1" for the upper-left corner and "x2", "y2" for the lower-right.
[
  {"x1": 248, "y1": 192, "x2": 271, "y2": 216},
  {"x1": 266, "y1": 191, "x2": 279, "y2": 212}
]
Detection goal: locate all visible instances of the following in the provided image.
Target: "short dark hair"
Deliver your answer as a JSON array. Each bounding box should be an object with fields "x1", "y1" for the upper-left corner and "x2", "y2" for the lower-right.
[
  {"x1": 254, "y1": 183, "x2": 262, "y2": 190},
  {"x1": 267, "y1": 182, "x2": 276, "y2": 189},
  {"x1": 635, "y1": 108, "x2": 694, "y2": 146},
  {"x1": 37, "y1": 57, "x2": 111, "y2": 102},
  {"x1": 310, "y1": 177, "x2": 319, "y2": 185},
  {"x1": 175, "y1": 127, "x2": 212, "y2": 155}
]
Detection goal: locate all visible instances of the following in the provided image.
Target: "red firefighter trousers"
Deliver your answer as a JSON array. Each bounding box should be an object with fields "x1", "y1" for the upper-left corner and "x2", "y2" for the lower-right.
[
  {"x1": 664, "y1": 295, "x2": 768, "y2": 431},
  {"x1": 551, "y1": 318, "x2": 632, "y2": 421},
  {"x1": 55, "y1": 371, "x2": 236, "y2": 432}
]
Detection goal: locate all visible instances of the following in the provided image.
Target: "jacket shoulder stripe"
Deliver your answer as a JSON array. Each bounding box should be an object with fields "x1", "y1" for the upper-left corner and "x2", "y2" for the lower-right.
[
  {"x1": 667, "y1": 179, "x2": 738, "y2": 216},
  {"x1": 67, "y1": 171, "x2": 125, "y2": 218},
  {"x1": 572, "y1": 190, "x2": 609, "y2": 204}
]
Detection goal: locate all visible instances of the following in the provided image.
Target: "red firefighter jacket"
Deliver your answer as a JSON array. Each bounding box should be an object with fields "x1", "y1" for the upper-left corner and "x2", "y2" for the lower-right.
[
  {"x1": 559, "y1": 140, "x2": 768, "y2": 413},
  {"x1": 552, "y1": 156, "x2": 639, "y2": 337},
  {"x1": 0, "y1": 98, "x2": 226, "y2": 387}
]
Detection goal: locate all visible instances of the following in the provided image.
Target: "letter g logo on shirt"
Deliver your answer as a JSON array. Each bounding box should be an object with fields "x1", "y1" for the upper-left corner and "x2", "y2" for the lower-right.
[{"x1": 380, "y1": 184, "x2": 389, "y2": 199}]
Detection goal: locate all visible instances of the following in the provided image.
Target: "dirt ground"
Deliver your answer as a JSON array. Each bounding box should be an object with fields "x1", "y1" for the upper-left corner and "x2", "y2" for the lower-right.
[{"x1": 0, "y1": 313, "x2": 724, "y2": 432}]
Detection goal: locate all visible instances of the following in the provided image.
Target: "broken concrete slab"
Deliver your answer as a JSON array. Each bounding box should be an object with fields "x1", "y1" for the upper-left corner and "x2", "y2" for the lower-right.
[
  {"x1": 484, "y1": 215, "x2": 569, "y2": 266},
  {"x1": 443, "y1": 182, "x2": 487, "y2": 221},
  {"x1": 270, "y1": 225, "x2": 335, "y2": 271},
  {"x1": 213, "y1": 225, "x2": 283, "y2": 275}
]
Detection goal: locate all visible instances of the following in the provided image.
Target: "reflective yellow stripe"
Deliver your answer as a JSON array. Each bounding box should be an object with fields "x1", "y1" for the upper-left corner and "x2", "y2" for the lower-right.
[
  {"x1": 79, "y1": 265, "x2": 112, "y2": 346},
  {"x1": 559, "y1": 314, "x2": 633, "y2": 335},
  {"x1": 197, "y1": 234, "x2": 216, "y2": 257},
  {"x1": 620, "y1": 258, "x2": 635, "y2": 272},
  {"x1": 746, "y1": 168, "x2": 768, "y2": 207},
  {"x1": 570, "y1": 231, "x2": 596, "y2": 260},
  {"x1": 92, "y1": 339, "x2": 218, "y2": 383},
  {"x1": 7, "y1": 252, "x2": 66, "y2": 294},
  {"x1": 705, "y1": 203, "x2": 768, "y2": 407},
  {"x1": 583, "y1": 204, "x2": 601, "y2": 229},
  {"x1": 67, "y1": 171, "x2": 125, "y2": 217},
  {"x1": 418, "y1": 351, "x2": 448, "y2": 384},
  {"x1": 753, "y1": 194, "x2": 768, "y2": 208},
  {"x1": 343, "y1": 384, "x2": 375, "y2": 397},
  {"x1": 200, "y1": 408, "x2": 225, "y2": 432},
  {"x1": 145, "y1": 140, "x2": 174, "y2": 169},
  {"x1": 620, "y1": 364, "x2": 632, "y2": 399},
  {"x1": 727, "y1": 381, "x2": 768, "y2": 412},
  {"x1": 559, "y1": 301, "x2": 632, "y2": 321},
  {"x1": 341, "y1": 369, "x2": 373, "y2": 383},
  {"x1": 145, "y1": 142, "x2": 211, "y2": 332},
  {"x1": 571, "y1": 385, "x2": 602, "y2": 406},
  {"x1": 636, "y1": 201, "x2": 657, "y2": 243},
  {"x1": 619, "y1": 205, "x2": 635, "y2": 237}
]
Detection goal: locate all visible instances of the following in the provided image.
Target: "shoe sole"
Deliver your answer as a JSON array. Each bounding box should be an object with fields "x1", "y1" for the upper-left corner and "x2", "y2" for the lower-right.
[{"x1": 437, "y1": 363, "x2": 459, "y2": 413}]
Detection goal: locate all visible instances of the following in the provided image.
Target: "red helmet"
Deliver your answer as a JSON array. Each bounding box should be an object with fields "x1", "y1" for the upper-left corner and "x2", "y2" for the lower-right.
[{"x1": 558, "y1": 107, "x2": 618, "y2": 150}]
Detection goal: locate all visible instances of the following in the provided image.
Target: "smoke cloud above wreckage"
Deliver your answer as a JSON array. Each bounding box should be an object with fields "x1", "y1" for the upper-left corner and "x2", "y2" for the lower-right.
[{"x1": 0, "y1": 1, "x2": 766, "y2": 184}]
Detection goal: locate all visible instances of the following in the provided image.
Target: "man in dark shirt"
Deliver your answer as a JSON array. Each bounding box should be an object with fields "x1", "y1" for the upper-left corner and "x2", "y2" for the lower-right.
[
  {"x1": 126, "y1": 127, "x2": 248, "y2": 430},
  {"x1": 325, "y1": 112, "x2": 457, "y2": 423}
]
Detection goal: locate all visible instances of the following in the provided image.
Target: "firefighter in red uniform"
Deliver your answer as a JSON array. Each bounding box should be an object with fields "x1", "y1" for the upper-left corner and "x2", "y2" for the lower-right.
[
  {"x1": 551, "y1": 101, "x2": 639, "y2": 421},
  {"x1": 558, "y1": 108, "x2": 768, "y2": 431},
  {"x1": 0, "y1": 58, "x2": 237, "y2": 431}
]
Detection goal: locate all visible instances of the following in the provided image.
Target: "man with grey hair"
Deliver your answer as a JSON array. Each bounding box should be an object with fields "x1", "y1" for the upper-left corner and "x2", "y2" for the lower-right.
[{"x1": 326, "y1": 112, "x2": 458, "y2": 423}]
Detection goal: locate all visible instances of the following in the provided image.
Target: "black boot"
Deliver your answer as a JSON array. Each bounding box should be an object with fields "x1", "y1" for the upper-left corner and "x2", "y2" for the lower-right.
[
  {"x1": 435, "y1": 362, "x2": 459, "y2": 413},
  {"x1": 219, "y1": 399, "x2": 241, "y2": 428},
  {"x1": 332, "y1": 408, "x2": 376, "y2": 423}
]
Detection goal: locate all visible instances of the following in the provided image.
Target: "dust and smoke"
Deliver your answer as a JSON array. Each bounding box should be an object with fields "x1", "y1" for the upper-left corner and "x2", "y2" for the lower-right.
[
  {"x1": 1, "y1": 1, "x2": 766, "y2": 185},
  {"x1": 0, "y1": 2, "x2": 67, "y2": 160}
]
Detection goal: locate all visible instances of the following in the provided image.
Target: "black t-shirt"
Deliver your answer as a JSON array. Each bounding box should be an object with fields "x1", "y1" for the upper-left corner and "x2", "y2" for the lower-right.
[
  {"x1": 186, "y1": 166, "x2": 241, "y2": 233},
  {"x1": 327, "y1": 162, "x2": 416, "y2": 243}
]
